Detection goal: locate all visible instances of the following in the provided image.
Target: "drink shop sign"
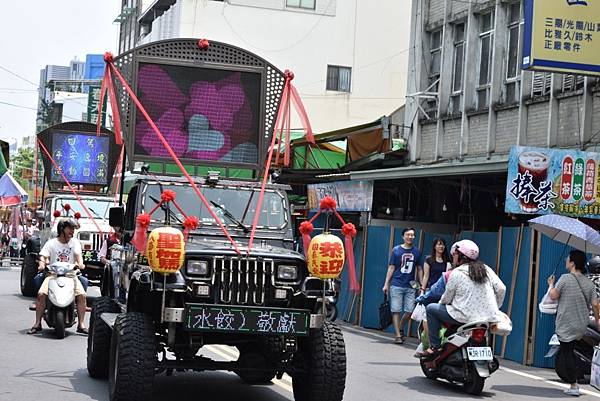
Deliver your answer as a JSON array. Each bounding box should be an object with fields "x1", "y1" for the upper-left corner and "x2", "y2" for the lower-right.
[{"x1": 505, "y1": 146, "x2": 600, "y2": 218}]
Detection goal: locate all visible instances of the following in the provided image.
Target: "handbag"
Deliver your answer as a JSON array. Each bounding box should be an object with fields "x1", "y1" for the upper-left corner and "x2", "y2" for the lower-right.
[
  {"x1": 538, "y1": 287, "x2": 558, "y2": 315},
  {"x1": 378, "y1": 294, "x2": 392, "y2": 330}
]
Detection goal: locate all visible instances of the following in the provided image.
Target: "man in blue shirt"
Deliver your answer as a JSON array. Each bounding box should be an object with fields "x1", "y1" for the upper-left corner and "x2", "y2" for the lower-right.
[{"x1": 383, "y1": 227, "x2": 421, "y2": 344}]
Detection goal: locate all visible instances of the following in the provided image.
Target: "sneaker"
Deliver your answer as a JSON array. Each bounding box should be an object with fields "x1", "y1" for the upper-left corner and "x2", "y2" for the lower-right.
[
  {"x1": 394, "y1": 336, "x2": 404, "y2": 344},
  {"x1": 564, "y1": 387, "x2": 581, "y2": 397}
]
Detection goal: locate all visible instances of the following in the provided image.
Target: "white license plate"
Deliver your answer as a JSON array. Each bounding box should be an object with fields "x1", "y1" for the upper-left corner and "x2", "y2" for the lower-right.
[{"x1": 467, "y1": 347, "x2": 493, "y2": 361}]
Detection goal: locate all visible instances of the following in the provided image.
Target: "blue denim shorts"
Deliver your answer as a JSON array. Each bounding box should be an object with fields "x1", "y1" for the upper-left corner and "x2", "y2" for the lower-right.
[{"x1": 389, "y1": 285, "x2": 416, "y2": 313}]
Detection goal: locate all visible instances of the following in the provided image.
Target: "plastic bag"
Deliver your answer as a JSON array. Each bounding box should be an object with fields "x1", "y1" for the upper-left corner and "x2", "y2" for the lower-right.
[
  {"x1": 490, "y1": 311, "x2": 513, "y2": 336},
  {"x1": 538, "y1": 288, "x2": 558, "y2": 315},
  {"x1": 378, "y1": 295, "x2": 392, "y2": 330},
  {"x1": 411, "y1": 303, "x2": 427, "y2": 322}
]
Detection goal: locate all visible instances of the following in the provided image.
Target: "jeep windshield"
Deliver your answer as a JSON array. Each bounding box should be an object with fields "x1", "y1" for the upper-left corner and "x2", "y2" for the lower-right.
[
  {"x1": 56, "y1": 198, "x2": 112, "y2": 219},
  {"x1": 144, "y1": 184, "x2": 287, "y2": 230}
]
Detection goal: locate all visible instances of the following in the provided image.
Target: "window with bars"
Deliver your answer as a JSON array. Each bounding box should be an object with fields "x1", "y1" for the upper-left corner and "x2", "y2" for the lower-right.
[
  {"x1": 326, "y1": 65, "x2": 351, "y2": 92},
  {"x1": 477, "y1": 12, "x2": 494, "y2": 109},
  {"x1": 505, "y1": 2, "x2": 522, "y2": 104},
  {"x1": 452, "y1": 23, "x2": 466, "y2": 95},
  {"x1": 562, "y1": 74, "x2": 585, "y2": 92},
  {"x1": 427, "y1": 29, "x2": 443, "y2": 115},
  {"x1": 531, "y1": 71, "x2": 552, "y2": 97},
  {"x1": 286, "y1": 0, "x2": 316, "y2": 10}
]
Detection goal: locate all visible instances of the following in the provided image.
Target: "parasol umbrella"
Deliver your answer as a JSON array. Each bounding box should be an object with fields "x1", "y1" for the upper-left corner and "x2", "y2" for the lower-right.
[
  {"x1": 528, "y1": 214, "x2": 600, "y2": 255},
  {"x1": 0, "y1": 172, "x2": 28, "y2": 206}
]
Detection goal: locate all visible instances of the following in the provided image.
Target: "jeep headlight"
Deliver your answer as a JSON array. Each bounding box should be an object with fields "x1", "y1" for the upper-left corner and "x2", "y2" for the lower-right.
[
  {"x1": 277, "y1": 265, "x2": 298, "y2": 280},
  {"x1": 187, "y1": 260, "x2": 209, "y2": 276},
  {"x1": 78, "y1": 232, "x2": 91, "y2": 241}
]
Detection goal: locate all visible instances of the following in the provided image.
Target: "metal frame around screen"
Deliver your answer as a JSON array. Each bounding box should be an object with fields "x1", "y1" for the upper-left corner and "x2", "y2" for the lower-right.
[{"x1": 113, "y1": 39, "x2": 287, "y2": 176}]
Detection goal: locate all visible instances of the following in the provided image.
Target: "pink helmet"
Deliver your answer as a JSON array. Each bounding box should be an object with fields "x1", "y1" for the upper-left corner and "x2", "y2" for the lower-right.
[{"x1": 450, "y1": 239, "x2": 479, "y2": 260}]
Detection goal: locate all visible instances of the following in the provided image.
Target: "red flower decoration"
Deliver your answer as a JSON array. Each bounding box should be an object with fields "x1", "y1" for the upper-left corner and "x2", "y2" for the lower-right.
[
  {"x1": 74, "y1": 212, "x2": 82, "y2": 220},
  {"x1": 161, "y1": 190, "x2": 176, "y2": 202},
  {"x1": 63, "y1": 203, "x2": 71, "y2": 211},
  {"x1": 198, "y1": 39, "x2": 210, "y2": 49},
  {"x1": 136, "y1": 213, "x2": 151, "y2": 228},
  {"x1": 319, "y1": 196, "x2": 337, "y2": 210},
  {"x1": 284, "y1": 69, "x2": 295, "y2": 81},
  {"x1": 53, "y1": 210, "x2": 61, "y2": 218},
  {"x1": 104, "y1": 52, "x2": 114, "y2": 63},
  {"x1": 183, "y1": 215, "x2": 199, "y2": 230},
  {"x1": 299, "y1": 221, "x2": 314, "y2": 235},
  {"x1": 342, "y1": 222, "x2": 357, "y2": 237}
]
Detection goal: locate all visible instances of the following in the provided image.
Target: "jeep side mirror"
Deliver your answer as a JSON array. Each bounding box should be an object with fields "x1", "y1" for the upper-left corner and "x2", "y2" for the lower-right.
[{"x1": 109, "y1": 207, "x2": 125, "y2": 228}]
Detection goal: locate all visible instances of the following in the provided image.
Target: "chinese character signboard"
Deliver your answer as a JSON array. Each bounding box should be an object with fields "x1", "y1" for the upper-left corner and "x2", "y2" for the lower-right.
[
  {"x1": 50, "y1": 132, "x2": 110, "y2": 185},
  {"x1": 523, "y1": 0, "x2": 600, "y2": 76},
  {"x1": 307, "y1": 180, "x2": 374, "y2": 212},
  {"x1": 506, "y1": 146, "x2": 600, "y2": 218},
  {"x1": 86, "y1": 85, "x2": 106, "y2": 126}
]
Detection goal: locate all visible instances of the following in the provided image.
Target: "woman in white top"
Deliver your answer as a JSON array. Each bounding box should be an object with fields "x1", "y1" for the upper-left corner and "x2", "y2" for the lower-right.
[{"x1": 425, "y1": 239, "x2": 506, "y2": 354}]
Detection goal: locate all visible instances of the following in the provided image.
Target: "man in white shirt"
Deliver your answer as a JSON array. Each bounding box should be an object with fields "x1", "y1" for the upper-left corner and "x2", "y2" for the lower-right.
[{"x1": 27, "y1": 218, "x2": 88, "y2": 335}]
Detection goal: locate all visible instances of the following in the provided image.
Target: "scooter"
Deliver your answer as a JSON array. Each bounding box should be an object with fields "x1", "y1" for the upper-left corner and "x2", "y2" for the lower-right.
[
  {"x1": 420, "y1": 322, "x2": 500, "y2": 395},
  {"x1": 546, "y1": 321, "x2": 600, "y2": 383},
  {"x1": 39, "y1": 262, "x2": 79, "y2": 339}
]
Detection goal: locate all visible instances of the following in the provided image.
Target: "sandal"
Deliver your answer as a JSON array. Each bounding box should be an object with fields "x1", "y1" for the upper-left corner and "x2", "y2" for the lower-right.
[
  {"x1": 76, "y1": 327, "x2": 89, "y2": 335},
  {"x1": 26, "y1": 326, "x2": 42, "y2": 335},
  {"x1": 394, "y1": 336, "x2": 404, "y2": 344}
]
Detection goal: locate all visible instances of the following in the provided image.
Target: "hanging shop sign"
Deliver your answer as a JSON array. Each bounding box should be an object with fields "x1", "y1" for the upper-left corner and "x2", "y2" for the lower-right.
[
  {"x1": 506, "y1": 146, "x2": 600, "y2": 218},
  {"x1": 523, "y1": 0, "x2": 600, "y2": 76},
  {"x1": 307, "y1": 180, "x2": 373, "y2": 212},
  {"x1": 87, "y1": 85, "x2": 107, "y2": 126}
]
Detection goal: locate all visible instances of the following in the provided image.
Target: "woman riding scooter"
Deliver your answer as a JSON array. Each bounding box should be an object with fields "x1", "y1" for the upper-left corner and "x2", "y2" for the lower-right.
[{"x1": 424, "y1": 239, "x2": 506, "y2": 356}]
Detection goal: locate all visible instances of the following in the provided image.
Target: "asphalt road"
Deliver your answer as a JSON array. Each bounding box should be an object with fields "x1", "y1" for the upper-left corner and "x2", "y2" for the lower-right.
[{"x1": 2, "y1": 264, "x2": 600, "y2": 400}]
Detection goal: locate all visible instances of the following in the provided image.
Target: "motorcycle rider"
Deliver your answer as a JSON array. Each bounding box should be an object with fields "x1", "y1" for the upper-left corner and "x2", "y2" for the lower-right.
[
  {"x1": 27, "y1": 218, "x2": 88, "y2": 335},
  {"x1": 424, "y1": 239, "x2": 506, "y2": 356},
  {"x1": 547, "y1": 250, "x2": 600, "y2": 396}
]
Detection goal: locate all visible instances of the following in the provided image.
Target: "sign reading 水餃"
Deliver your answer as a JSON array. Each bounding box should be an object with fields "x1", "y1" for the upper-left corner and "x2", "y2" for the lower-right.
[
  {"x1": 523, "y1": 0, "x2": 600, "y2": 76},
  {"x1": 506, "y1": 146, "x2": 600, "y2": 219}
]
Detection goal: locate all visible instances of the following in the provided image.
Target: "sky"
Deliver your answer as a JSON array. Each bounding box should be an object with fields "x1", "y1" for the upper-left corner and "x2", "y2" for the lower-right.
[{"x1": 0, "y1": 1, "x2": 121, "y2": 144}]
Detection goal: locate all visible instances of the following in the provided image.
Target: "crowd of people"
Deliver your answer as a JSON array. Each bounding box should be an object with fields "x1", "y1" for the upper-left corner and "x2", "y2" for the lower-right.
[{"x1": 384, "y1": 227, "x2": 600, "y2": 397}]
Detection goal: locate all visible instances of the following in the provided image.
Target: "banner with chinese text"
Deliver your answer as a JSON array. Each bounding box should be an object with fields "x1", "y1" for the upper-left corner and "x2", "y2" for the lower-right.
[
  {"x1": 506, "y1": 146, "x2": 600, "y2": 218},
  {"x1": 523, "y1": 0, "x2": 600, "y2": 76},
  {"x1": 307, "y1": 180, "x2": 373, "y2": 212}
]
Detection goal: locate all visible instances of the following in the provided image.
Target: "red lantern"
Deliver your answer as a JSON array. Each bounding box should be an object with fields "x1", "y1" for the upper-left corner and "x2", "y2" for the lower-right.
[
  {"x1": 307, "y1": 233, "x2": 345, "y2": 279},
  {"x1": 146, "y1": 227, "x2": 185, "y2": 274}
]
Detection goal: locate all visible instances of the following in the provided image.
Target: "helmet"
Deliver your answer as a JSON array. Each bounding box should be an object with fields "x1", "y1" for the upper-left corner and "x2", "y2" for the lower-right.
[
  {"x1": 450, "y1": 239, "x2": 479, "y2": 260},
  {"x1": 57, "y1": 218, "x2": 79, "y2": 236},
  {"x1": 588, "y1": 255, "x2": 600, "y2": 275}
]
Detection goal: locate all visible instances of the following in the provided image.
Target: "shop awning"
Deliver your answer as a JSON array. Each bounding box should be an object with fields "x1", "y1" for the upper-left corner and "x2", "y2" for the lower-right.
[{"x1": 349, "y1": 157, "x2": 509, "y2": 181}]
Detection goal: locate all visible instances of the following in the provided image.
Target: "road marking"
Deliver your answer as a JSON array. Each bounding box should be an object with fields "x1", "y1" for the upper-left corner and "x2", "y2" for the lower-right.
[
  {"x1": 500, "y1": 366, "x2": 600, "y2": 397},
  {"x1": 204, "y1": 344, "x2": 294, "y2": 393}
]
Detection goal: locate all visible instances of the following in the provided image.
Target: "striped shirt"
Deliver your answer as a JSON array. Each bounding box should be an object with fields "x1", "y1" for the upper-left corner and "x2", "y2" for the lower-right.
[{"x1": 555, "y1": 273, "x2": 597, "y2": 342}]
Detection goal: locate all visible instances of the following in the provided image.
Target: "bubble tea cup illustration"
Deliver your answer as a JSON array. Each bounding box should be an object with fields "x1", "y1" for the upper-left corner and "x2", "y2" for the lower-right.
[{"x1": 517, "y1": 151, "x2": 550, "y2": 212}]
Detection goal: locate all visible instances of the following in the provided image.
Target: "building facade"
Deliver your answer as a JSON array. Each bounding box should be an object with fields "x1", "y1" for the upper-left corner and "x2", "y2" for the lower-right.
[
  {"x1": 116, "y1": 0, "x2": 411, "y2": 134},
  {"x1": 403, "y1": 0, "x2": 600, "y2": 165}
]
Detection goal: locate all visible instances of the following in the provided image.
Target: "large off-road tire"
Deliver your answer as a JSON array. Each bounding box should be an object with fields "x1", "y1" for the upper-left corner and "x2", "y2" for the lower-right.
[
  {"x1": 292, "y1": 321, "x2": 346, "y2": 401},
  {"x1": 463, "y1": 364, "x2": 486, "y2": 395},
  {"x1": 54, "y1": 309, "x2": 66, "y2": 339},
  {"x1": 108, "y1": 312, "x2": 156, "y2": 401},
  {"x1": 87, "y1": 297, "x2": 120, "y2": 378},
  {"x1": 20, "y1": 255, "x2": 38, "y2": 297}
]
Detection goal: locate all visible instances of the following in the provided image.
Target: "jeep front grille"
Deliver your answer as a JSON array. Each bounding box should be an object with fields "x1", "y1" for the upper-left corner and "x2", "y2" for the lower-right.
[
  {"x1": 92, "y1": 233, "x2": 108, "y2": 250},
  {"x1": 213, "y1": 257, "x2": 274, "y2": 306}
]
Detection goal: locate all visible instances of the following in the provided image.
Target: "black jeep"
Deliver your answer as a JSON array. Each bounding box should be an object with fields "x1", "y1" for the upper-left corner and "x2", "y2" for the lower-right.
[{"x1": 87, "y1": 174, "x2": 346, "y2": 401}]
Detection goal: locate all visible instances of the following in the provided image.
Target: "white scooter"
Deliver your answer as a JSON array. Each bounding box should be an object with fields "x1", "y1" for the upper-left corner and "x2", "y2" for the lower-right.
[{"x1": 42, "y1": 262, "x2": 79, "y2": 338}]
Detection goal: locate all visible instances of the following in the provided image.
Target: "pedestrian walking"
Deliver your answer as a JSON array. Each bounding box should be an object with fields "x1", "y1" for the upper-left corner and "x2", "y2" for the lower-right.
[
  {"x1": 547, "y1": 250, "x2": 600, "y2": 396},
  {"x1": 382, "y1": 227, "x2": 421, "y2": 344}
]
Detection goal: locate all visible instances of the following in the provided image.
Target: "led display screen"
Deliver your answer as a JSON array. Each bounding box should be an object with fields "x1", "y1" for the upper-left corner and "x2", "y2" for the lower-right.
[
  {"x1": 134, "y1": 62, "x2": 262, "y2": 165},
  {"x1": 50, "y1": 133, "x2": 110, "y2": 185}
]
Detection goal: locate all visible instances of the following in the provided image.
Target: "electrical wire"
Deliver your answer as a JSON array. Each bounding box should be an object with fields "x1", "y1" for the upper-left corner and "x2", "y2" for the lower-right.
[{"x1": 0, "y1": 65, "x2": 38, "y2": 87}]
